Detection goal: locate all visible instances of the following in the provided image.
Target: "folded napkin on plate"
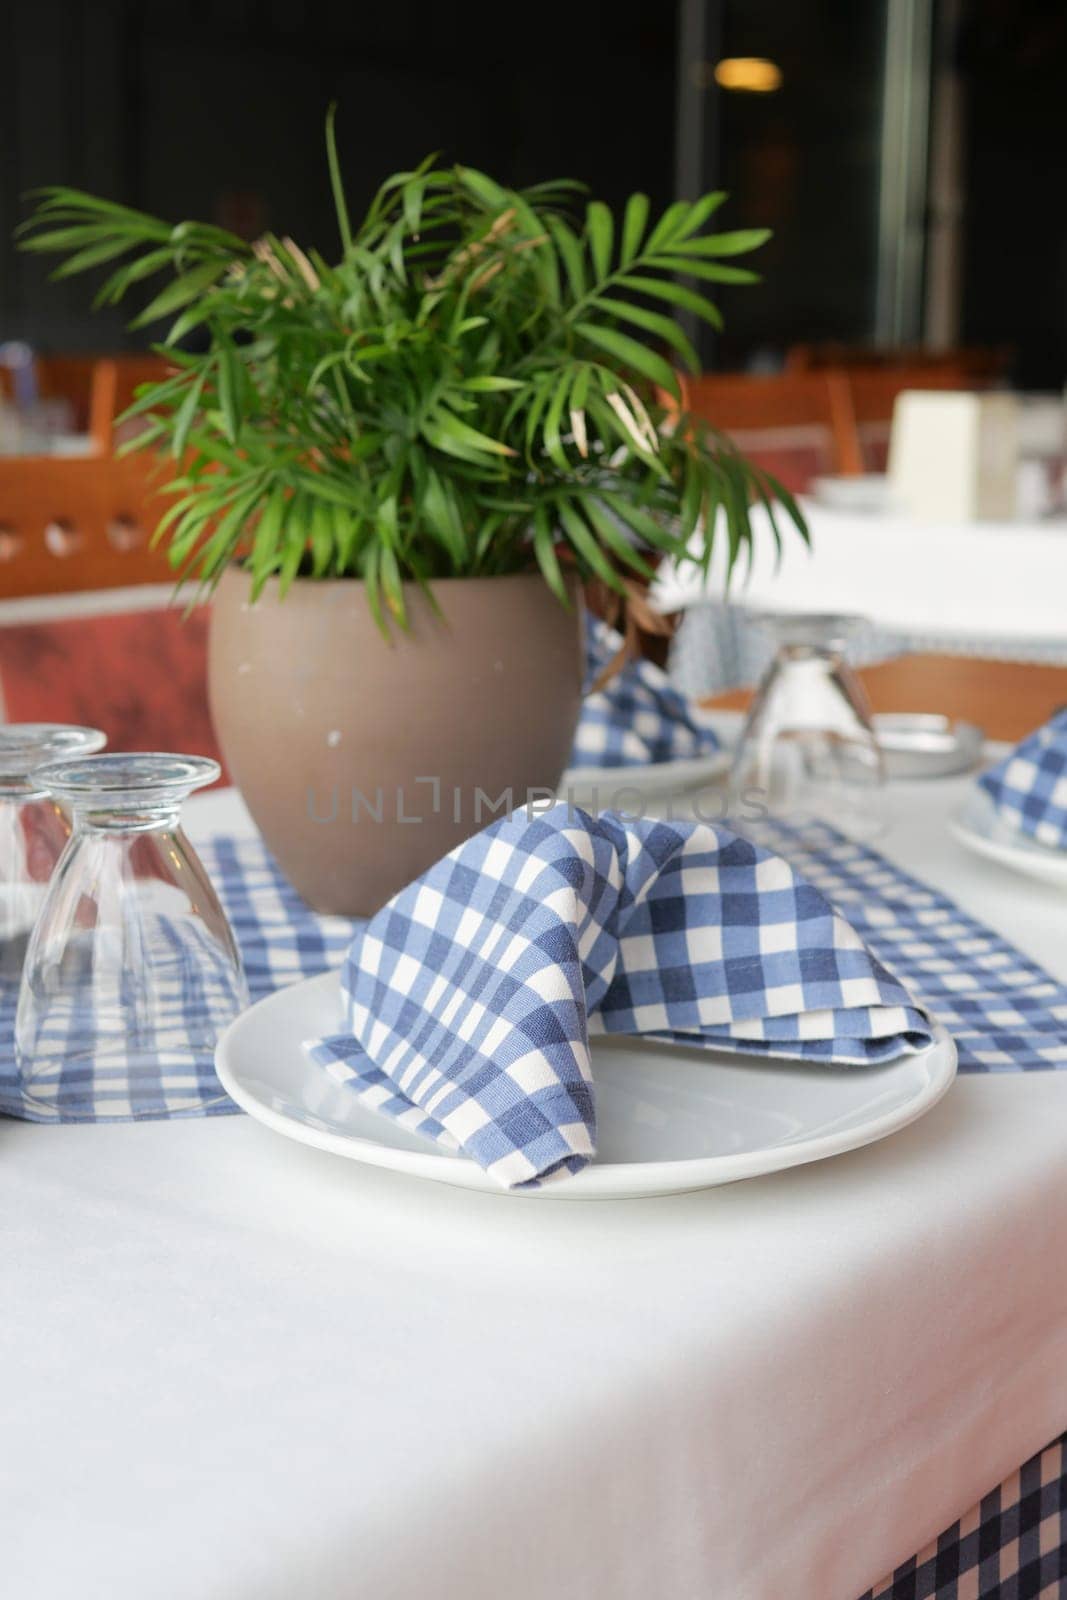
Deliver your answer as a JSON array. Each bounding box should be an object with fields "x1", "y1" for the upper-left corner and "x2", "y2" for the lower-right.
[
  {"x1": 307, "y1": 805, "x2": 933, "y2": 1189},
  {"x1": 978, "y1": 710, "x2": 1067, "y2": 850},
  {"x1": 570, "y1": 615, "x2": 722, "y2": 769}
]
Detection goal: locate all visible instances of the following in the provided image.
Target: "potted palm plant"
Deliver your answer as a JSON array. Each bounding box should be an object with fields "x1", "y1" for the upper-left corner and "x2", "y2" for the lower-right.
[{"x1": 21, "y1": 110, "x2": 803, "y2": 914}]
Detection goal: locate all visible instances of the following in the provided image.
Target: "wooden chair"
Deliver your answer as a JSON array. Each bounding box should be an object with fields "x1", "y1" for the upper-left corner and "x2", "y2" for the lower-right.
[
  {"x1": 32, "y1": 356, "x2": 101, "y2": 431},
  {"x1": 88, "y1": 356, "x2": 176, "y2": 453},
  {"x1": 0, "y1": 355, "x2": 99, "y2": 436},
  {"x1": 0, "y1": 451, "x2": 175, "y2": 599},
  {"x1": 0, "y1": 354, "x2": 175, "y2": 451},
  {"x1": 675, "y1": 371, "x2": 863, "y2": 489},
  {"x1": 0, "y1": 354, "x2": 220, "y2": 763},
  {"x1": 786, "y1": 343, "x2": 1009, "y2": 381},
  {"x1": 844, "y1": 365, "x2": 983, "y2": 472}
]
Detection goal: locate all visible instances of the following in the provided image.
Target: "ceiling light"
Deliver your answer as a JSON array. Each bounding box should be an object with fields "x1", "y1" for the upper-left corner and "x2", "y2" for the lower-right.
[{"x1": 713, "y1": 58, "x2": 783, "y2": 93}]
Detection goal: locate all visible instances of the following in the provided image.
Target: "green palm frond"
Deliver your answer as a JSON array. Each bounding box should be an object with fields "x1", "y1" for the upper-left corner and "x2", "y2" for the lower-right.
[{"x1": 17, "y1": 111, "x2": 806, "y2": 623}]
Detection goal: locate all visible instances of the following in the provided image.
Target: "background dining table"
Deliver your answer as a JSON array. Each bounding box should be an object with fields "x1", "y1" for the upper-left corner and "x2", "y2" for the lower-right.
[
  {"x1": 654, "y1": 497, "x2": 1067, "y2": 652},
  {"x1": 3, "y1": 761, "x2": 1066, "y2": 1600}
]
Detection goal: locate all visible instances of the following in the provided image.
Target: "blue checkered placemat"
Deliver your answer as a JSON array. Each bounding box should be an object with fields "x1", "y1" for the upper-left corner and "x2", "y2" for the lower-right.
[
  {"x1": 2, "y1": 812, "x2": 1067, "y2": 1125},
  {"x1": 752, "y1": 818, "x2": 1067, "y2": 1074},
  {"x1": 570, "y1": 616, "x2": 723, "y2": 768},
  {"x1": 979, "y1": 710, "x2": 1067, "y2": 852}
]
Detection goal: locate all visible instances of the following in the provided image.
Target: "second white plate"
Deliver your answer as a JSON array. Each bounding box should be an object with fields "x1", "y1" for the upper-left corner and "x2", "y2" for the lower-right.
[
  {"x1": 216, "y1": 971, "x2": 957, "y2": 1201},
  {"x1": 950, "y1": 787, "x2": 1067, "y2": 889}
]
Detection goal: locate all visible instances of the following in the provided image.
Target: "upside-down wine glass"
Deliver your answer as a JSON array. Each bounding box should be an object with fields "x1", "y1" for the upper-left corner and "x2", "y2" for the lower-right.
[
  {"x1": 0, "y1": 725, "x2": 106, "y2": 999},
  {"x1": 15, "y1": 753, "x2": 248, "y2": 1118},
  {"x1": 730, "y1": 614, "x2": 886, "y2": 840}
]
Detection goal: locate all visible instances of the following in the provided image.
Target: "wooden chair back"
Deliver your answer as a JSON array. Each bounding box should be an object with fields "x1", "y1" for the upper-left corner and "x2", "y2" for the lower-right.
[
  {"x1": 34, "y1": 356, "x2": 100, "y2": 430},
  {"x1": 88, "y1": 356, "x2": 176, "y2": 452},
  {"x1": 844, "y1": 365, "x2": 978, "y2": 426},
  {"x1": 0, "y1": 452, "x2": 174, "y2": 599},
  {"x1": 786, "y1": 343, "x2": 1009, "y2": 381},
  {"x1": 843, "y1": 365, "x2": 985, "y2": 472},
  {"x1": 0, "y1": 354, "x2": 175, "y2": 449},
  {"x1": 0, "y1": 355, "x2": 99, "y2": 433},
  {"x1": 676, "y1": 371, "x2": 863, "y2": 485}
]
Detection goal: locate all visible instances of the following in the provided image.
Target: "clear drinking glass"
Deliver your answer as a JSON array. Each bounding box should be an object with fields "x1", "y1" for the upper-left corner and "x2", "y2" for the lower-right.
[
  {"x1": 0, "y1": 725, "x2": 106, "y2": 998},
  {"x1": 15, "y1": 754, "x2": 248, "y2": 1119},
  {"x1": 730, "y1": 614, "x2": 886, "y2": 839}
]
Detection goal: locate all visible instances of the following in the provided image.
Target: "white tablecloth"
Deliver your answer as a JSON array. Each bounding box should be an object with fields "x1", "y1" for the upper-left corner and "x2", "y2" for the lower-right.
[
  {"x1": 4, "y1": 779, "x2": 1067, "y2": 1600},
  {"x1": 652, "y1": 500, "x2": 1067, "y2": 643}
]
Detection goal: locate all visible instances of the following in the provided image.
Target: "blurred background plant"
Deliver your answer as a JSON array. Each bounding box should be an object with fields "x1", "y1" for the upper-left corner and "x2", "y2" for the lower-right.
[{"x1": 18, "y1": 108, "x2": 804, "y2": 628}]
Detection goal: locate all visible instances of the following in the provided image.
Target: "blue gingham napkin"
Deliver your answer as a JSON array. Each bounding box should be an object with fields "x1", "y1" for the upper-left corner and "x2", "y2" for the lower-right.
[
  {"x1": 7, "y1": 815, "x2": 1067, "y2": 1128},
  {"x1": 978, "y1": 711, "x2": 1067, "y2": 850},
  {"x1": 307, "y1": 804, "x2": 933, "y2": 1189},
  {"x1": 570, "y1": 616, "x2": 723, "y2": 769}
]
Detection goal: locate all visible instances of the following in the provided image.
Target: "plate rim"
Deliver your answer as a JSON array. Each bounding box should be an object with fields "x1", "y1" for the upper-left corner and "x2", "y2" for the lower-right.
[
  {"x1": 949, "y1": 789, "x2": 1067, "y2": 888},
  {"x1": 561, "y1": 748, "x2": 731, "y2": 797},
  {"x1": 216, "y1": 970, "x2": 958, "y2": 1201}
]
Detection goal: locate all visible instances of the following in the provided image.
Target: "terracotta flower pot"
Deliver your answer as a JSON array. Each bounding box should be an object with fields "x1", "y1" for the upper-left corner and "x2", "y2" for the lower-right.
[{"x1": 208, "y1": 568, "x2": 584, "y2": 915}]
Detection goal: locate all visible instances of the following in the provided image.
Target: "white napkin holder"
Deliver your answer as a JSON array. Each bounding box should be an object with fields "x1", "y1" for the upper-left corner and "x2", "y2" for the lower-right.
[{"x1": 888, "y1": 390, "x2": 1018, "y2": 521}]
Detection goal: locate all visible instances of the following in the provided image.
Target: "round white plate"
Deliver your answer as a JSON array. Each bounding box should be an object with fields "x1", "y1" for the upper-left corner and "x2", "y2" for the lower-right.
[
  {"x1": 950, "y1": 787, "x2": 1067, "y2": 889},
  {"x1": 216, "y1": 970, "x2": 957, "y2": 1201},
  {"x1": 872, "y1": 715, "x2": 985, "y2": 781}
]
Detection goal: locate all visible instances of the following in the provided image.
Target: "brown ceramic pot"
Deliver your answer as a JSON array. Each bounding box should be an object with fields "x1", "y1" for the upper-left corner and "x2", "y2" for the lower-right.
[{"x1": 208, "y1": 568, "x2": 584, "y2": 915}]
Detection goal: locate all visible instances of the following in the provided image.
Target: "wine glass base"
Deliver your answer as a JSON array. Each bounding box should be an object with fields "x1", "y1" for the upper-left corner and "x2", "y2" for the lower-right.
[{"x1": 15, "y1": 1054, "x2": 233, "y2": 1120}]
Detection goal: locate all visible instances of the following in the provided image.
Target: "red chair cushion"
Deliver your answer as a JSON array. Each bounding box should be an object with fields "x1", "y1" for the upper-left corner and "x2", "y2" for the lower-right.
[{"x1": 0, "y1": 604, "x2": 226, "y2": 780}]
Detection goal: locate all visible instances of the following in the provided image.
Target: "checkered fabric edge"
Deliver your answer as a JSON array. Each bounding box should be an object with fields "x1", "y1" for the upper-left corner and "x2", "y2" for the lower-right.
[
  {"x1": 752, "y1": 817, "x2": 1067, "y2": 1074},
  {"x1": 859, "y1": 1431, "x2": 1067, "y2": 1600},
  {"x1": 5, "y1": 795, "x2": 1067, "y2": 1125},
  {"x1": 667, "y1": 602, "x2": 1067, "y2": 704},
  {"x1": 979, "y1": 711, "x2": 1067, "y2": 852},
  {"x1": 308, "y1": 805, "x2": 934, "y2": 1190},
  {"x1": 570, "y1": 615, "x2": 722, "y2": 768},
  {"x1": 669, "y1": 600, "x2": 903, "y2": 699}
]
